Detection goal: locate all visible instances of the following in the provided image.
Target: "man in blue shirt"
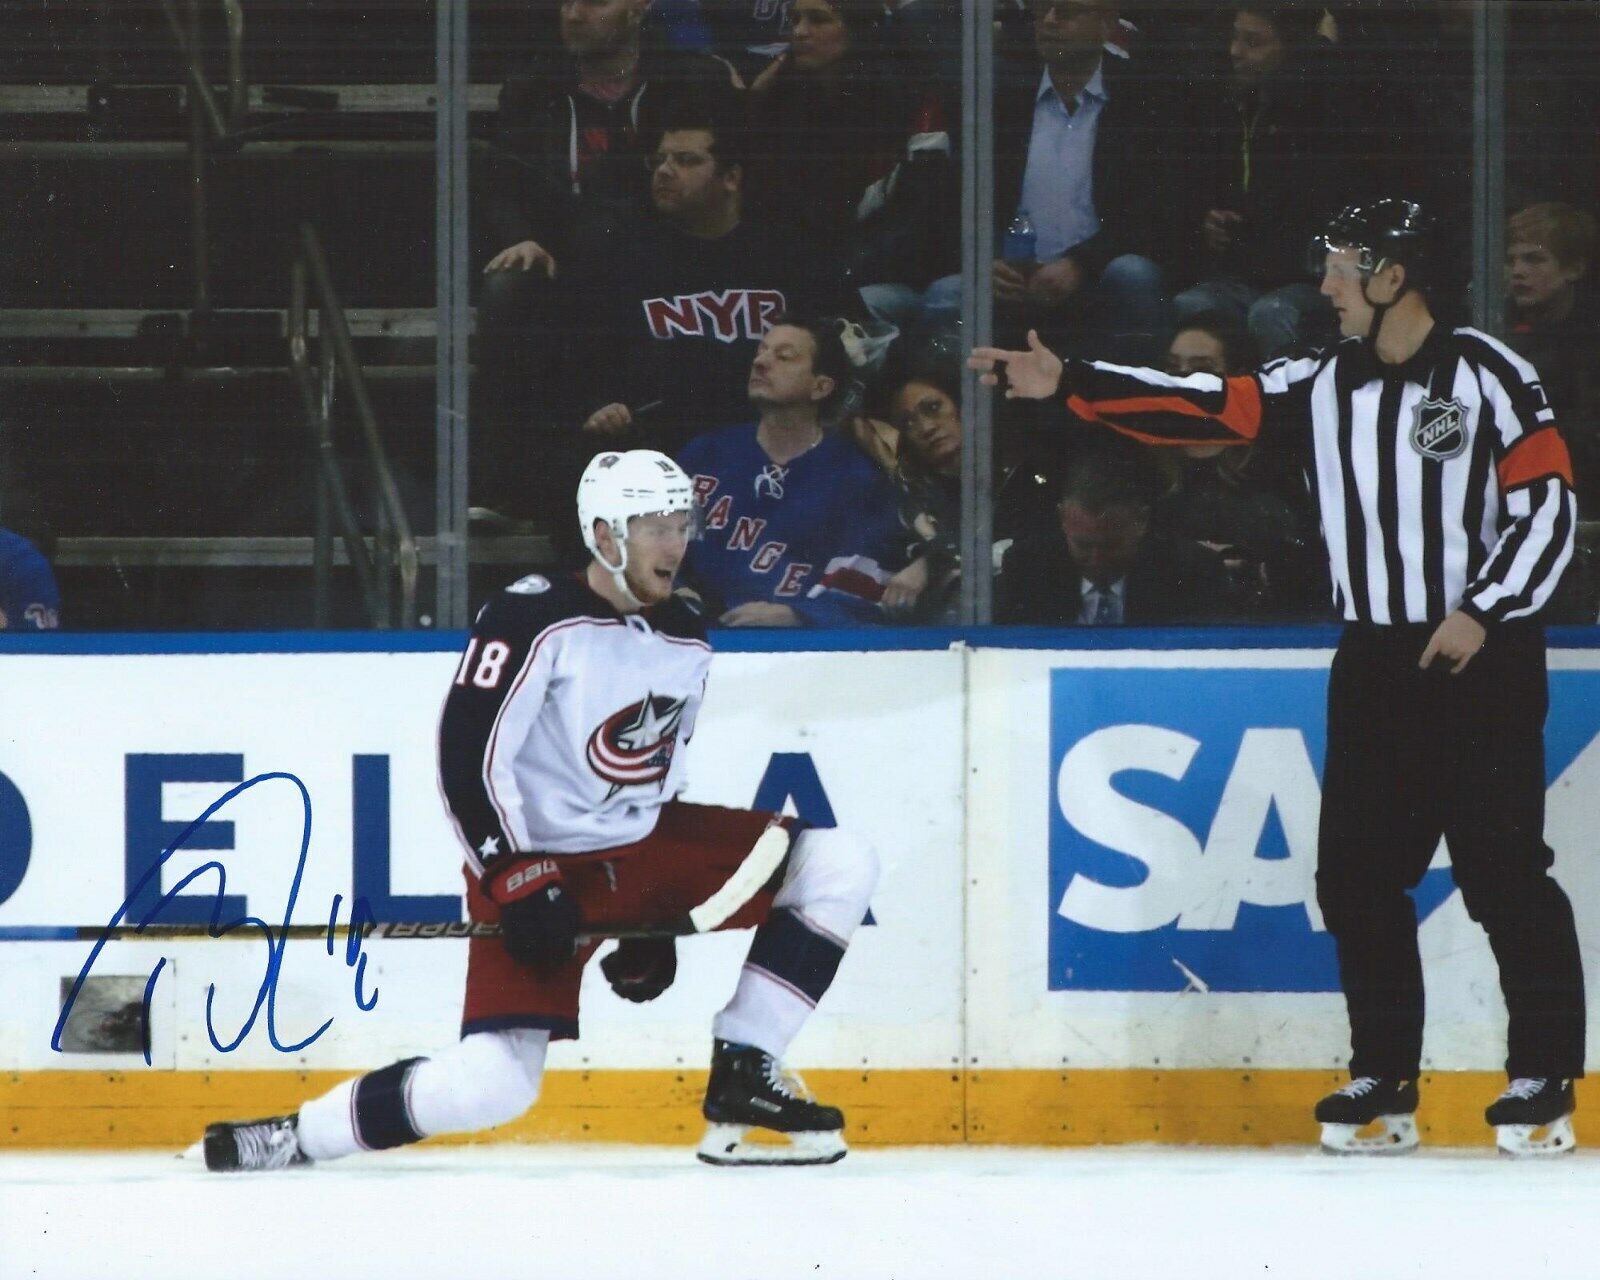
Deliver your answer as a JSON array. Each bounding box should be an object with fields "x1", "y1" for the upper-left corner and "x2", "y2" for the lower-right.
[
  {"x1": 677, "y1": 317, "x2": 901, "y2": 627},
  {"x1": 992, "y1": 1, "x2": 1181, "y2": 365}
]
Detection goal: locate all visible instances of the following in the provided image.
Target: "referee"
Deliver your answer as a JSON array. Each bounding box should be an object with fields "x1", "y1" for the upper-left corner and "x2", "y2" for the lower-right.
[{"x1": 971, "y1": 198, "x2": 1584, "y2": 1156}]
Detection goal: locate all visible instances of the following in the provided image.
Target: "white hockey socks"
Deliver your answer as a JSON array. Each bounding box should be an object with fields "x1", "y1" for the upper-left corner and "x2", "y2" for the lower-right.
[
  {"x1": 296, "y1": 1027, "x2": 549, "y2": 1161},
  {"x1": 713, "y1": 827, "x2": 879, "y2": 1057}
]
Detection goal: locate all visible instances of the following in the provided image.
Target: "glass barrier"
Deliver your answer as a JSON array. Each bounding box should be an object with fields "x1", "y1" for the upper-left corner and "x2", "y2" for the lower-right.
[
  {"x1": 0, "y1": 0, "x2": 440, "y2": 630},
  {"x1": 466, "y1": 0, "x2": 967, "y2": 628},
  {"x1": 985, "y1": 0, "x2": 1339, "y2": 627},
  {"x1": 6, "y1": 2, "x2": 1597, "y2": 630},
  {"x1": 976, "y1": 0, "x2": 1600, "y2": 628}
]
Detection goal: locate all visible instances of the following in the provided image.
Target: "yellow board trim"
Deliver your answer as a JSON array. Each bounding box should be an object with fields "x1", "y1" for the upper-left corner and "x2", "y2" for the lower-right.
[{"x1": 3, "y1": 1069, "x2": 1577, "y2": 1151}]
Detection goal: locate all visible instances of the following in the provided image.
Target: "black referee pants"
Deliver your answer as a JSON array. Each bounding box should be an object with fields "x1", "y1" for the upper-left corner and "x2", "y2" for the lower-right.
[{"x1": 1316, "y1": 621, "x2": 1585, "y2": 1082}]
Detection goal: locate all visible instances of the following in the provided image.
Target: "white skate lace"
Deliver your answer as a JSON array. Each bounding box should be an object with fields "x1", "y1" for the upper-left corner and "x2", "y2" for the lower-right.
[
  {"x1": 762, "y1": 1055, "x2": 811, "y2": 1102},
  {"x1": 1334, "y1": 1077, "x2": 1380, "y2": 1098},
  {"x1": 235, "y1": 1121, "x2": 301, "y2": 1170},
  {"x1": 1501, "y1": 1078, "x2": 1547, "y2": 1101}
]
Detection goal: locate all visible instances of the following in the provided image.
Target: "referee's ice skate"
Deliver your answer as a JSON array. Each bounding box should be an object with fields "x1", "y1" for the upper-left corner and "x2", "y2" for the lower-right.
[
  {"x1": 697, "y1": 1040, "x2": 846, "y2": 1166},
  {"x1": 1485, "y1": 1078, "x2": 1576, "y2": 1158},
  {"x1": 1314, "y1": 1077, "x2": 1419, "y2": 1154}
]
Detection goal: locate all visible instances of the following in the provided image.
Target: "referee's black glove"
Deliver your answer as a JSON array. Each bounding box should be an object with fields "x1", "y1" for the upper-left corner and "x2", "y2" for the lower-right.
[
  {"x1": 600, "y1": 937, "x2": 678, "y2": 1003},
  {"x1": 483, "y1": 855, "x2": 582, "y2": 972}
]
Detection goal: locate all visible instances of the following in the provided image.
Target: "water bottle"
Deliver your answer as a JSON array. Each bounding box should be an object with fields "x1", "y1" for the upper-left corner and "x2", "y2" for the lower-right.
[{"x1": 1003, "y1": 208, "x2": 1037, "y2": 265}]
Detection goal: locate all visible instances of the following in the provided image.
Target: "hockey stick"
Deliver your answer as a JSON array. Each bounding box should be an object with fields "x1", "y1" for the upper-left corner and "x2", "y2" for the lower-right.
[
  {"x1": 0, "y1": 922, "x2": 668, "y2": 943},
  {"x1": 0, "y1": 821, "x2": 794, "y2": 945}
]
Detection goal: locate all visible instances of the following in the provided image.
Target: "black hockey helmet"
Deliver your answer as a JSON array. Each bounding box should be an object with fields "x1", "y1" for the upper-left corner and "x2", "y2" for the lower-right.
[{"x1": 1306, "y1": 197, "x2": 1438, "y2": 288}]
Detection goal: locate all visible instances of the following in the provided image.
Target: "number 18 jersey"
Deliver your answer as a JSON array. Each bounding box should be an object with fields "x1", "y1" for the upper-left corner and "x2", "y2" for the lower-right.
[{"x1": 437, "y1": 572, "x2": 712, "y2": 874}]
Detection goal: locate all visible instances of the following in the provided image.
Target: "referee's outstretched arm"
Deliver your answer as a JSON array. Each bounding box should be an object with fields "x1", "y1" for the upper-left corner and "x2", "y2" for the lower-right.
[
  {"x1": 970, "y1": 326, "x2": 1577, "y2": 647},
  {"x1": 968, "y1": 329, "x2": 1311, "y2": 446}
]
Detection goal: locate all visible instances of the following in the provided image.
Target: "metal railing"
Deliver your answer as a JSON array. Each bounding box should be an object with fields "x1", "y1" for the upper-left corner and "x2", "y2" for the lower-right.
[
  {"x1": 288, "y1": 224, "x2": 419, "y2": 629},
  {"x1": 159, "y1": 0, "x2": 247, "y2": 142},
  {"x1": 159, "y1": 0, "x2": 248, "y2": 314}
]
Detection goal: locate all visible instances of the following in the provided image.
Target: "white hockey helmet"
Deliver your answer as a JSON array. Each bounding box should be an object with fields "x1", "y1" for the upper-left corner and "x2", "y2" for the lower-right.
[{"x1": 577, "y1": 450, "x2": 696, "y2": 581}]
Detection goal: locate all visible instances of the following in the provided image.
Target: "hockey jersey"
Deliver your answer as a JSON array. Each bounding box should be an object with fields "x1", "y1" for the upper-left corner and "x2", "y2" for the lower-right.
[
  {"x1": 437, "y1": 572, "x2": 711, "y2": 871},
  {"x1": 0, "y1": 528, "x2": 59, "y2": 630},
  {"x1": 677, "y1": 425, "x2": 901, "y2": 626}
]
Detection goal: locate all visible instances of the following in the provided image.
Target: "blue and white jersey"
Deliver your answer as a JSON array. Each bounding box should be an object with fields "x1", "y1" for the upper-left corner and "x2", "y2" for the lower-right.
[
  {"x1": 0, "y1": 528, "x2": 59, "y2": 630},
  {"x1": 677, "y1": 425, "x2": 901, "y2": 627},
  {"x1": 437, "y1": 573, "x2": 711, "y2": 868}
]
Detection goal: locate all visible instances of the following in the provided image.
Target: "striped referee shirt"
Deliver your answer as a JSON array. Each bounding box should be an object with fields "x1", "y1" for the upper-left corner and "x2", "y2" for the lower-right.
[{"x1": 1060, "y1": 326, "x2": 1576, "y2": 625}]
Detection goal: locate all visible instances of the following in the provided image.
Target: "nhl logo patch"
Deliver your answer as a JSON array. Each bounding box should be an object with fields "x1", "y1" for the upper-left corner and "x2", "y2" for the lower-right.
[{"x1": 1410, "y1": 396, "x2": 1468, "y2": 461}]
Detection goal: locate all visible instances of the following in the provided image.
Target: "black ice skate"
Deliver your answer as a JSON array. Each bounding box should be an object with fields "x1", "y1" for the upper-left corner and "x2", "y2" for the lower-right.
[
  {"x1": 1314, "y1": 1077, "x2": 1419, "y2": 1155},
  {"x1": 202, "y1": 1114, "x2": 310, "y2": 1172},
  {"x1": 697, "y1": 1039, "x2": 846, "y2": 1166},
  {"x1": 1485, "y1": 1078, "x2": 1576, "y2": 1158}
]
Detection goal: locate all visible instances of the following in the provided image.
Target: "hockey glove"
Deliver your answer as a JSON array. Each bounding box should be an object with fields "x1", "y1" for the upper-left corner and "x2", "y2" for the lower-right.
[
  {"x1": 599, "y1": 937, "x2": 677, "y2": 1003},
  {"x1": 483, "y1": 856, "x2": 582, "y2": 972}
]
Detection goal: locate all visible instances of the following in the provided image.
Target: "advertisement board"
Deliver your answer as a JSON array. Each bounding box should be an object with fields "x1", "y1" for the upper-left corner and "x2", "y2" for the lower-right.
[
  {"x1": 968, "y1": 646, "x2": 1600, "y2": 1073},
  {"x1": 4, "y1": 634, "x2": 1598, "y2": 1146},
  {"x1": 0, "y1": 648, "x2": 965, "y2": 1074}
]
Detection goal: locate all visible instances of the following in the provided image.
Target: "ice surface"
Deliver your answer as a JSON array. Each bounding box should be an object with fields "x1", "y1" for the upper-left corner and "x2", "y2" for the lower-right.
[{"x1": 2, "y1": 1143, "x2": 1597, "y2": 1280}]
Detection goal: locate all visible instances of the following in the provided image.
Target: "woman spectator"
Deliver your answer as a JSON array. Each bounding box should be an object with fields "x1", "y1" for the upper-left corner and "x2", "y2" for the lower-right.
[
  {"x1": 1152, "y1": 310, "x2": 1328, "y2": 620},
  {"x1": 874, "y1": 348, "x2": 1062, "y2": 622},
  {"x1": 747, "y1": 0, "x2": 957, "y2": 312}
]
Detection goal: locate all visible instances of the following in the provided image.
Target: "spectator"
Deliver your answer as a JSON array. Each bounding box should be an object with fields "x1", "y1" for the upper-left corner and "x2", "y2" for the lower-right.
[
  {"x1": 875, "y1": 347, "x2": 1062, "y2": 622},
  {"x1": 1163, "y1": 305, "x2": 1255, "y2": 379},
  {"x1": 482, "y1": 96, "x2": 847, "y2": 531},
  {"x1": 1504, "y1": 202, "x2": 1600, "y2": 514},
  {"x1": 474, "y1": 0, "x2": 741, "y2": 511},
  {"x1": 1153, "y1": 311, "x2": 1330, "y2": 620},
  {"x1": 677, "y1": 316, "x2": 902, "y2": 626},
  {"x1": 746, "y1": 0, "x2": 958, "y2": 327},
  {"x1": 1171, "y1": 5, "x2": 1349, "y2": 359},
  {"x1": 480, "y1": 0, "x2": 739, "y2": 267},
  {"x1": 568, "y1": 99, "x2": 848, "y2": 451},
  {"x1": 0, "y1": 525, "x2": 60, "y2": 630},
  {"x1": 990, "y1": 0, "x2": 1180, "y2": 366},
  {"x1": 997, "y1": 446, "x2": 1239, "y2": 626},
  {"x1": 1156, "y1": 303, "x2": 1260, "y2": 469}
]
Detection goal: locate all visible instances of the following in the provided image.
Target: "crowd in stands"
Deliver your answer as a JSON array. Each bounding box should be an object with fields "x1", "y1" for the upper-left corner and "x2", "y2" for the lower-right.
[{"x1": 469, "y1": 1, "x2": 1600, "y2": 627}]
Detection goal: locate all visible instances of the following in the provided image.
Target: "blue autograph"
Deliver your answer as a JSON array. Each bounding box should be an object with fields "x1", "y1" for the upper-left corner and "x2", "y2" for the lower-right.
[{"x1": 53, "y1": 771, "x2": 378, "y2": 1065}]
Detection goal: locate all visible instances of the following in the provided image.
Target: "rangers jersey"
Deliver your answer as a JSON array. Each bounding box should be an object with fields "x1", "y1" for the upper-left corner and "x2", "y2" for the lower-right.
[
  {"x1": 437, "y1": 572, "x2": 711, "y2": 872},
  {"x1": 677, "y1": 425, "x2": 902, "y2": 626}
]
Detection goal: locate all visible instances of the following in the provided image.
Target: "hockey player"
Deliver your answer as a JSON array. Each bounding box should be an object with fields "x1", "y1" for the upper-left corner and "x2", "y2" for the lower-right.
[
  {"x1": 971, "y1": 198, "x2": 1584, "y2": 1158},
  {"x1": 201, "y1": 449, "x2": 879, "y2": 1171},
  {"x1": 677, "y1": 315, "x2": 903, "y2": 625}
]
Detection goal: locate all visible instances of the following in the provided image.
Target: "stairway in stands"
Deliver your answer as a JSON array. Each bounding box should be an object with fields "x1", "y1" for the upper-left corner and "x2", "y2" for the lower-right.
[{"x1": 0, "y1": 0, "x2": 550, "y2": 630}]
